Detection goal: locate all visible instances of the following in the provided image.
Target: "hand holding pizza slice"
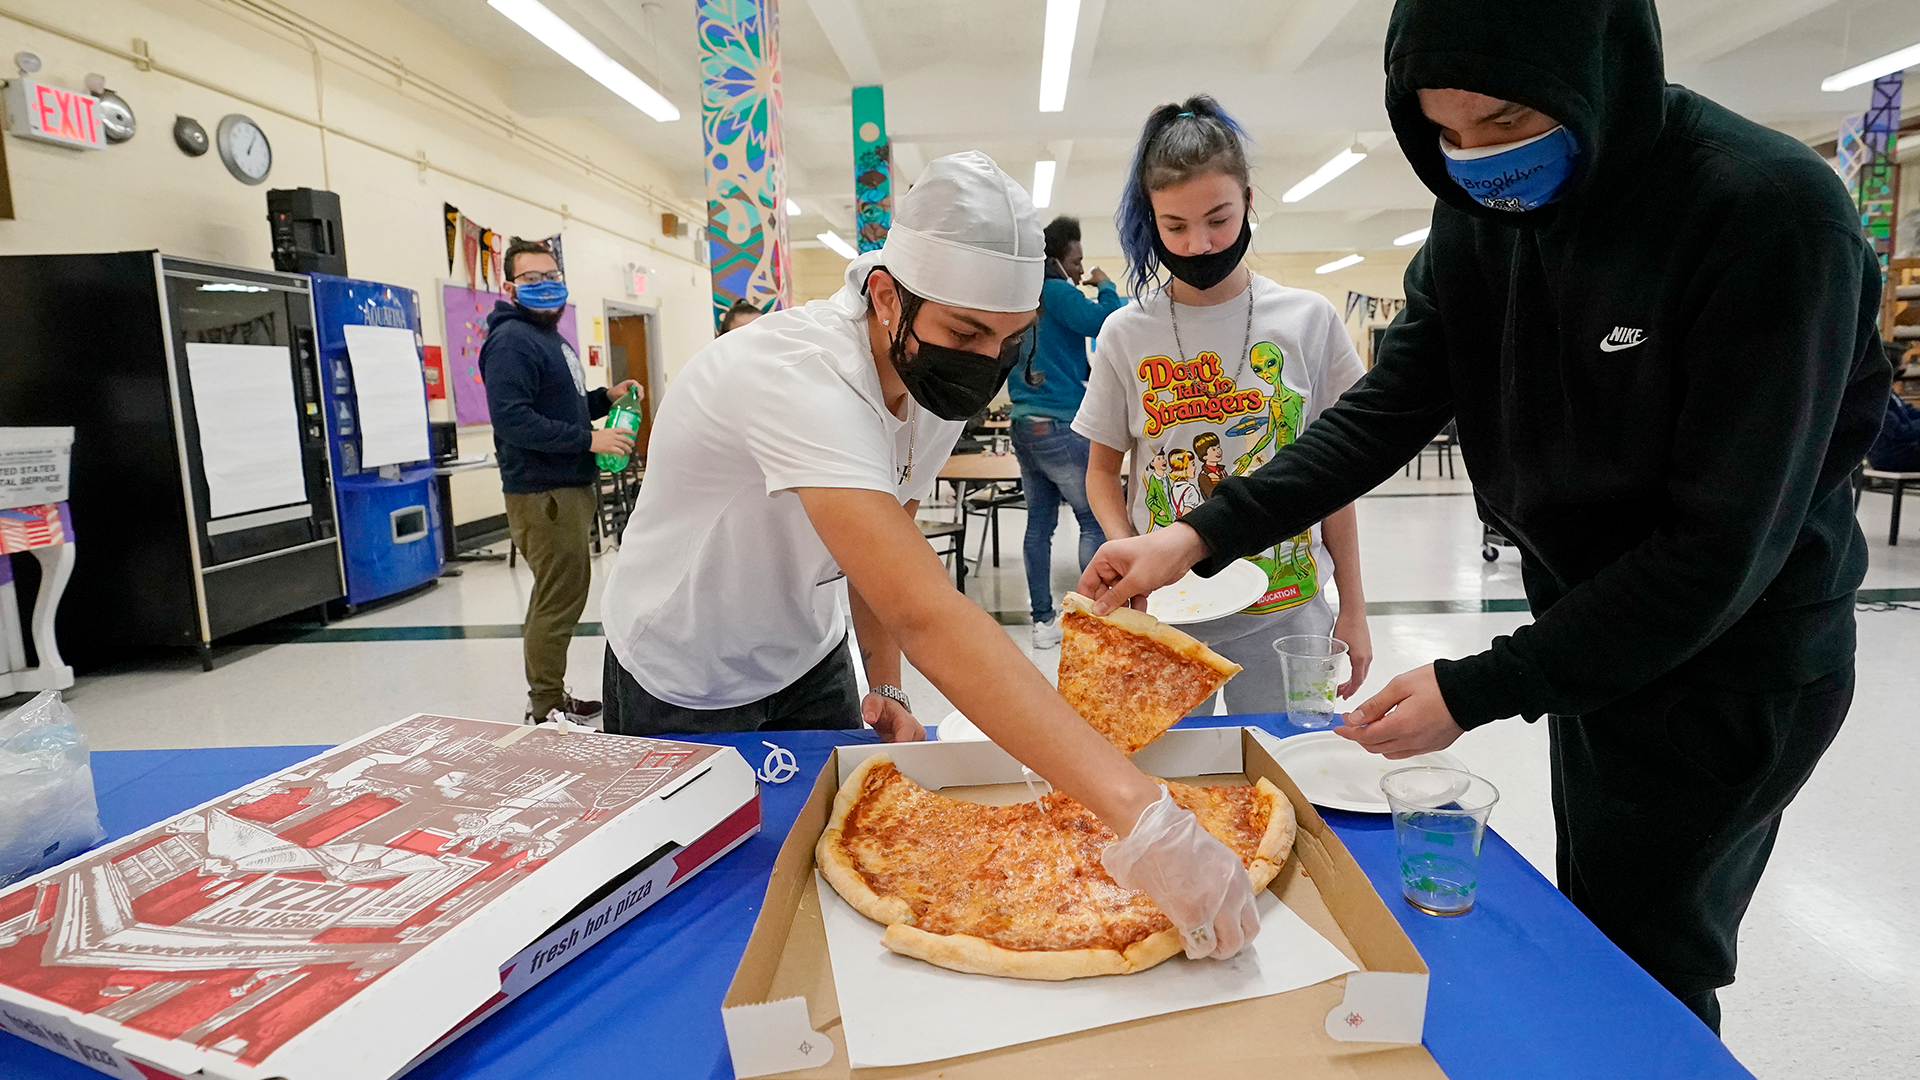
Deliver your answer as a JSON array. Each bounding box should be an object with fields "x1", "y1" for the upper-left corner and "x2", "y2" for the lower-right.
[{"x1": 1056, "y1": 592, "x2": 1241, "y2": 755}]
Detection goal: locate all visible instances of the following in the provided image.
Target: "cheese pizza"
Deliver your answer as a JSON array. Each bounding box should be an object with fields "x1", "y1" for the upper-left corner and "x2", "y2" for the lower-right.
[
  {"x1": 816, "y1": 755, "x2": 1294, "y2": 980},
  {"x1": 1056, "y1": 592, "x2": 1241, "y2": 754}
]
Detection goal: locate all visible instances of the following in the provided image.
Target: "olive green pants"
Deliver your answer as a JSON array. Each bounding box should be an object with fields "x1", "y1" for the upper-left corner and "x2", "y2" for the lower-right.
[{"x1": 504, "y1": 485, "x2": 596, "y2": 717}]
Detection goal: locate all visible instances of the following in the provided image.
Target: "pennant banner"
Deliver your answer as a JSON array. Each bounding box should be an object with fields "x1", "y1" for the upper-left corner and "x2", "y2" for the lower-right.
[
  {"x1": 1345, "y1": 291, "x2": 1406, "y2": 324},
  {"x1": 443, "y1": 203, "x2": 459, "y2": 274},
  {"x1": 461, "y1": 217, "x2": 481, "y2": 291}
]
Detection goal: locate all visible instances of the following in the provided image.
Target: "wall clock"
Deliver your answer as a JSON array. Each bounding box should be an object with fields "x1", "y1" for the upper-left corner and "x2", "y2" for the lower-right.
[{"x1": 215, "y1": 113, "x2": 271, "y2": 184}]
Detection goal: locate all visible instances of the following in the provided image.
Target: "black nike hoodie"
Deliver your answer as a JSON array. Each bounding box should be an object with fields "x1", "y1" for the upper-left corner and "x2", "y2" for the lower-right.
[{"x1": 1180, "y1": 0, "x2": 1890, "y2": 727}]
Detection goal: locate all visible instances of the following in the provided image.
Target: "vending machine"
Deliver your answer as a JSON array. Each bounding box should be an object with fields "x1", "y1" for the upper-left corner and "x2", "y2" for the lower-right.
[
  {"x1": 306, "y1": 273, "x2": 444, "y2": 608},
  {"x1": 0, "y1": 253, "x2": 344, "y2": 670}
]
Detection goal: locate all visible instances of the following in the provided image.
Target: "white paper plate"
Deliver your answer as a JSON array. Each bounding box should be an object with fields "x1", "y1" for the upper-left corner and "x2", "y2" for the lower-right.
[
  {"x1": 1145, "y1": 559, "x2": 1269, "y2": 625},
  {"x1": 1268, "y1": 730, "x2": 1468, "y2": 813},
  {"x1": 936, "y1": 709, "x2": 989, "y2": 742}
]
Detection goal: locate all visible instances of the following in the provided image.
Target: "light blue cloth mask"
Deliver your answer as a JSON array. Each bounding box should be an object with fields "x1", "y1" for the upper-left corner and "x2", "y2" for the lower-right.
[
  {"x1": 513, "y1": 279, "x2": 568, "y2": 311},
  {"x1": 1440, "y1": 125, "x2": 1580, "y2": 212}
]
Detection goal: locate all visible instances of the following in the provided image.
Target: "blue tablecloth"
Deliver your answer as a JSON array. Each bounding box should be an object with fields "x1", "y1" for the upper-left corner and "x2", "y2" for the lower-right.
[{"x1": 1, "y1": 716, "x2": 1751, "y2": 1080}]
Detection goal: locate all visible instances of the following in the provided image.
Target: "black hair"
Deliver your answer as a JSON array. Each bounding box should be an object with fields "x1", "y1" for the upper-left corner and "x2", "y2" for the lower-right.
[
  {"x1": 503, "y1": 237, "x2": 555, "y2": 283},
  {"x1": 1043, "y1": 216, "x2": 1082, "y2": 261},
  {"x1": 719, "y1": 299, "x2": 764, "y2": 333},
  {"x1": 1116, "y1": 95, "x2": 1252, "y2": 294}
]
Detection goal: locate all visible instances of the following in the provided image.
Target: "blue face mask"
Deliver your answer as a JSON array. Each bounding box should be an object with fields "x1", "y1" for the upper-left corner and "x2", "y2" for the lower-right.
[
  {"x1": 1440, "y1": 125, "x2": 1580, "y2": 212},
  {"x1": 513, "y1": 278, "x2": 568, "y2": 311}
]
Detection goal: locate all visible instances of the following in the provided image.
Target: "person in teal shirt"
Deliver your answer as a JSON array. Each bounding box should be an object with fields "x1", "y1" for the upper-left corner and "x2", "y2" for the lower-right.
[{"x1": 1011, "y1": 216, "x2": 1127, "y2": 646}]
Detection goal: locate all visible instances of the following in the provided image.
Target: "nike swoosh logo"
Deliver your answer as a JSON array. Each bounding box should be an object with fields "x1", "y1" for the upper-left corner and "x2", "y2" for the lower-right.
[{"x1": 1598, "y1": 338, "x2": 1645, "y2": 353}]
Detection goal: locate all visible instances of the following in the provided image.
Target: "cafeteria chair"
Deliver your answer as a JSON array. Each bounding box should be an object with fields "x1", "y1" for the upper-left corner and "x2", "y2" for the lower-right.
[
  {"x1": 1404, "y1": 421, "x2": 1457, "y2": 480},
  {"x1": 918, "y1": 518, "x2": 968, "y2": 590},
  {"x1": 962, "y1": 482, "x2": 1025, "y2": 571},
  {"x1": 1856, "y1": 464, "x2": 1920, "y2": 544}
]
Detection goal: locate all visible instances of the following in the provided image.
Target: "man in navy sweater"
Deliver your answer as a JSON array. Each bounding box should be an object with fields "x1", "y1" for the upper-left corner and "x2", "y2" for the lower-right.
[{"x1": 480, "y1": 238, "x2": 638, "y2": 723}]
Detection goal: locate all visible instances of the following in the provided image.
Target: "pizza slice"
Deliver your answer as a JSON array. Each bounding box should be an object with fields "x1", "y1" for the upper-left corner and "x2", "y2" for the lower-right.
[
  {"x1": 817, "y1": 755, "x2": 1295, "y2": 980},
  {"x1": 1056, "y1": 592, "x2": 1241, "y2": 754}
]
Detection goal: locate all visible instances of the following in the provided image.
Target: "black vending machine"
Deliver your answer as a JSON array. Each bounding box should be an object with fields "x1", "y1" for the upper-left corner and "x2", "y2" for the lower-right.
[{"x1": 0, "y1": 252, "x2": 345, "y2": 670}]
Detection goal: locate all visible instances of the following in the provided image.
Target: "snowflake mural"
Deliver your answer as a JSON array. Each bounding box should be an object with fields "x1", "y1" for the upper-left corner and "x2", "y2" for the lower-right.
[{"x1": 700, "y1": 0, "x2": 790, "y2": 329}]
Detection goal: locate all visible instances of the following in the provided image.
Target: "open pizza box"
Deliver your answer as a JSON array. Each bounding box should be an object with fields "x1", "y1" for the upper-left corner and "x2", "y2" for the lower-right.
[
  {"x1": 0, "y1": 714, "x2": 759, "y2": 1080},
  {"x1": 722, "y1": 726, "x2": 1443, "y2": 1079}
]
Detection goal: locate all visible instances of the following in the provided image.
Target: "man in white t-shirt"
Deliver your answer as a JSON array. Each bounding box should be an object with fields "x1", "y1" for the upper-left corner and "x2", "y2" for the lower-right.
[{"x1": 597, "y1": 151, "x2": 1266, "y2": 965}]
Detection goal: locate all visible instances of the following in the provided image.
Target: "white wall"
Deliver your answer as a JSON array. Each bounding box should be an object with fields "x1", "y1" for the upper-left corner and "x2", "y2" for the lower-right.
[{"x1": 0, "y1": 0, "x2": 714, "y2": 526}]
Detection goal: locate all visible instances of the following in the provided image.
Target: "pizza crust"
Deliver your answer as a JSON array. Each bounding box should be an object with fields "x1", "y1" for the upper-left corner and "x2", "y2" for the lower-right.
[
  {"x1": 883, "y1": 924, "x2": 1131, "y2": 980},
  {"x1": 1060, "y1": 592, "x2": 1242, "y2": 680},
  {"x1": 819, "y1": 755, "x2": 1295, "y2": 980},
  {"x1": 816, "y1": 754, "x2": 916, "y2": 927}
]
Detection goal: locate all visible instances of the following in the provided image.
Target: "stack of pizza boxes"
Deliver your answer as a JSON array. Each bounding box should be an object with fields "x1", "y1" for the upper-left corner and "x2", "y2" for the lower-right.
[
  {"x1": 0, "y1": 715, "x2": 758, "y2": 1080},
  {"x1": 724, "y1": 596, "x2": 1441, "y2": 1080}
]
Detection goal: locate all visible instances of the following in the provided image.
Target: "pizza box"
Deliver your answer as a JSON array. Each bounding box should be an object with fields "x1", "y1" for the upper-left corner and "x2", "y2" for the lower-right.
[
  {"x1": 0, "y1": 714, "x2": 759, "y2": 1080},
  {"x1": 722, "y1": 726, "x2": 1443, "y2": 1080}
]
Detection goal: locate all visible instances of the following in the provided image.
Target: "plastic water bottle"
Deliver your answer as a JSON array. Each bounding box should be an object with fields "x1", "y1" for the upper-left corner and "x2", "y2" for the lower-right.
[{"x1": 595, "y1": 385, "x2": 643, "y2": 473}]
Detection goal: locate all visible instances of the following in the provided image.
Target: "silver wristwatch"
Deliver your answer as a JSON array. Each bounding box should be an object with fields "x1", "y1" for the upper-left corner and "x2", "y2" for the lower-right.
[{"x1": 869, "y1": 683, "x2": 912, "y2": 712}]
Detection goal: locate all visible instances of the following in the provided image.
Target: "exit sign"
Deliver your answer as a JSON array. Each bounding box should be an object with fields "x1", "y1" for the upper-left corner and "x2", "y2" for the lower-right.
[{"x1": 4, "y1": 78, "x2": 105, "y2": 150}]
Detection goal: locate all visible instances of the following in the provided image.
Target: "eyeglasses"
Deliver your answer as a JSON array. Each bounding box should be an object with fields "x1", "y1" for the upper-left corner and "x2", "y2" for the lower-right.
[{"x1": 512, "y1": 270, "x2": 564, "y2": 284}]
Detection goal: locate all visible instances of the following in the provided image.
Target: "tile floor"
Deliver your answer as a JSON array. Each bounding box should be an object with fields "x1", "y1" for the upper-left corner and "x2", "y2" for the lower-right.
[{"x1": 8, "y1": 465, "x2": 1919, "y2": 1078}]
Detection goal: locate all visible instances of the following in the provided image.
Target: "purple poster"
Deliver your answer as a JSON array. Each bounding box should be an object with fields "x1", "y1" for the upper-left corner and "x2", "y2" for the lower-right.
[{"x1": 440, "y1": 284, "x2": 581, "y2": 427}]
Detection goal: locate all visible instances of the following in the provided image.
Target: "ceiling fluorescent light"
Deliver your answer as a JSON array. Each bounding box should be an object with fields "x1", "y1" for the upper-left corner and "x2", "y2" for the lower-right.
[
  {"x1": 488, "y1": 0, "x2": 680, "y2": 121},
  {"x1": 1393, "y1": 227, "x2": 1430, "y2": 246},
  {"x1": 1282, "y1": 144, "x2": 1367, "y2": 203},
  {"x1": 786, "y1": 198, "x2": 803, "y2": 217},
  {"x1": 1031, "y1": 160, "x2": 1057, "y2": 208},
  {"x1": 1821, "y1": 40, "x2": 1920, "y2": 92},
  {"x1": 1038, "y1": 0, "x2": 1080, "y2": 112},
  {"x1": 1315, "y1": 254, "x2": 1365, "y2": 274},
  {"x1": 818, "y1": 231, "x2": 857, "y2": 259}
]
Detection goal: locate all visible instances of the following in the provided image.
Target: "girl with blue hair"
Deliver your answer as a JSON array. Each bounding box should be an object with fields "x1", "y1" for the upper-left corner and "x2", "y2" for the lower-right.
[{"x1": 1072, "y1": 95, "x2": 1375, "y2": 714}]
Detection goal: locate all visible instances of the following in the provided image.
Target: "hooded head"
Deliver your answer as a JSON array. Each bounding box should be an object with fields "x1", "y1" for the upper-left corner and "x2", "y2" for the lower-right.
[{"x1": 1385, "y1": 0, "x2": 1668, "y2": 221}]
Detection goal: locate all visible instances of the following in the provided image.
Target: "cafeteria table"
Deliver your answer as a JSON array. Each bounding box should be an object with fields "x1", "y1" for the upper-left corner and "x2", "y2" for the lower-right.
[{"x1": 2, "y1": 716, "x2": 1754, "y2": 1080}]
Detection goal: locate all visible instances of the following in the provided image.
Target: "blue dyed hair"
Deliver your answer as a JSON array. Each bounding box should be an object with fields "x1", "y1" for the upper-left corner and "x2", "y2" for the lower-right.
[{"x1": 1116, "y1": 95, "x2": 1252, "y2": 296}]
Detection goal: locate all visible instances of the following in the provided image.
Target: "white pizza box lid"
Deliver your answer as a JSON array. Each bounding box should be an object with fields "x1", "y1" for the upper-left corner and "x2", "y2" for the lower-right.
[
  {"x1": 722, "y1": 727, "x2": 1436, "y2": 1080},
  {"x1": 0, "y1": 714, "x2": 758, "y2": 1080}
]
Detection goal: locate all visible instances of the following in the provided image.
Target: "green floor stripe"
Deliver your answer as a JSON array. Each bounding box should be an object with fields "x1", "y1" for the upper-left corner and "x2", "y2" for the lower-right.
[
  {"x1": 1366, "y1": 598, "x2": 1533, "y2": 616},
  {"x1": 238, "y1": 588, "x2": 1919, "y2": 644}
]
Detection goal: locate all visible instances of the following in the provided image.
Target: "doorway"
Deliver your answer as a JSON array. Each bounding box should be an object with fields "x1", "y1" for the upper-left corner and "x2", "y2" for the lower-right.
[{"x1": 605, "y1": 311, "x2": 656, "y2": 456}]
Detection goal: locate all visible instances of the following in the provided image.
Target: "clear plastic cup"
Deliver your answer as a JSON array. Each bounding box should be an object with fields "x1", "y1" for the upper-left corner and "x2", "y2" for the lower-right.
[
  {"x1": 1273, "y1": 635, "x2": 1350, "y2": 730},
  {"x1": 1381, "y1": 767, "x2": 1500, "y2": 916}
]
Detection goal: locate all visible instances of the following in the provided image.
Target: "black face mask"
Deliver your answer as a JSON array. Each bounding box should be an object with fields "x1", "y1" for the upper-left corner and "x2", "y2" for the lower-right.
[
  {"x1": 889, "y1": 319, "x2": 1030, "y2": 422},
  {"x1": 1153, "y1": 211, "x2": 1253, "y2": 291}
]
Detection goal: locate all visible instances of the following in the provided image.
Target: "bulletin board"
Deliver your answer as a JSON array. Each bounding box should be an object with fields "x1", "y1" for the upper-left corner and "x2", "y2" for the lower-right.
[{"x1": 440, "y1": 284, "x2": 581, "y2": 427}]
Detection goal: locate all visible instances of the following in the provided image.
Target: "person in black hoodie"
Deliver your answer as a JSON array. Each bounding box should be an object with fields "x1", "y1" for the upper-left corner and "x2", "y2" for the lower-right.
[
  {"x1": 481, "y1": 238, "x2": 639, "y2": 724},
  {"x1": 1078, "y1": 0, "x2": 1889, "y2": 1031}
]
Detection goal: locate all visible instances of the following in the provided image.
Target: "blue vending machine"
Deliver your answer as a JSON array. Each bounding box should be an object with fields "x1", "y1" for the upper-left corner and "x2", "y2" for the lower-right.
[{"x1": 307, "y1": 273, "x2": 445, "y2": 608}]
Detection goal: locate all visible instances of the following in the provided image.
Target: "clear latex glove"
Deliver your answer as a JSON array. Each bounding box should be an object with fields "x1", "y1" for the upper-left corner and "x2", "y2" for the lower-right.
[{"x1": 1100, "y1": 787, "x2": 1261, "y2": 960}]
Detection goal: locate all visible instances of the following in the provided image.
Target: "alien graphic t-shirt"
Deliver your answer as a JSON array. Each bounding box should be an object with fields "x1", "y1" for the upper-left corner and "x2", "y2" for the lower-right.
[{"x1": 1074, "y1": 274, "x2": 1364, "y2": 620}]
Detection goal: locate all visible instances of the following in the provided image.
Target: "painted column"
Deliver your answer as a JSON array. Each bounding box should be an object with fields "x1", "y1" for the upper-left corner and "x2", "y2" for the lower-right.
[
  {"x1": 852, "y1": 85, "x2": 892, "y2": 253},
  {"x1": 1856, "y1": 71, "x2": 1902, "y2": 271},
  {"x1": 699, "y1": 0, "x2": 790, "y2": 329}
]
